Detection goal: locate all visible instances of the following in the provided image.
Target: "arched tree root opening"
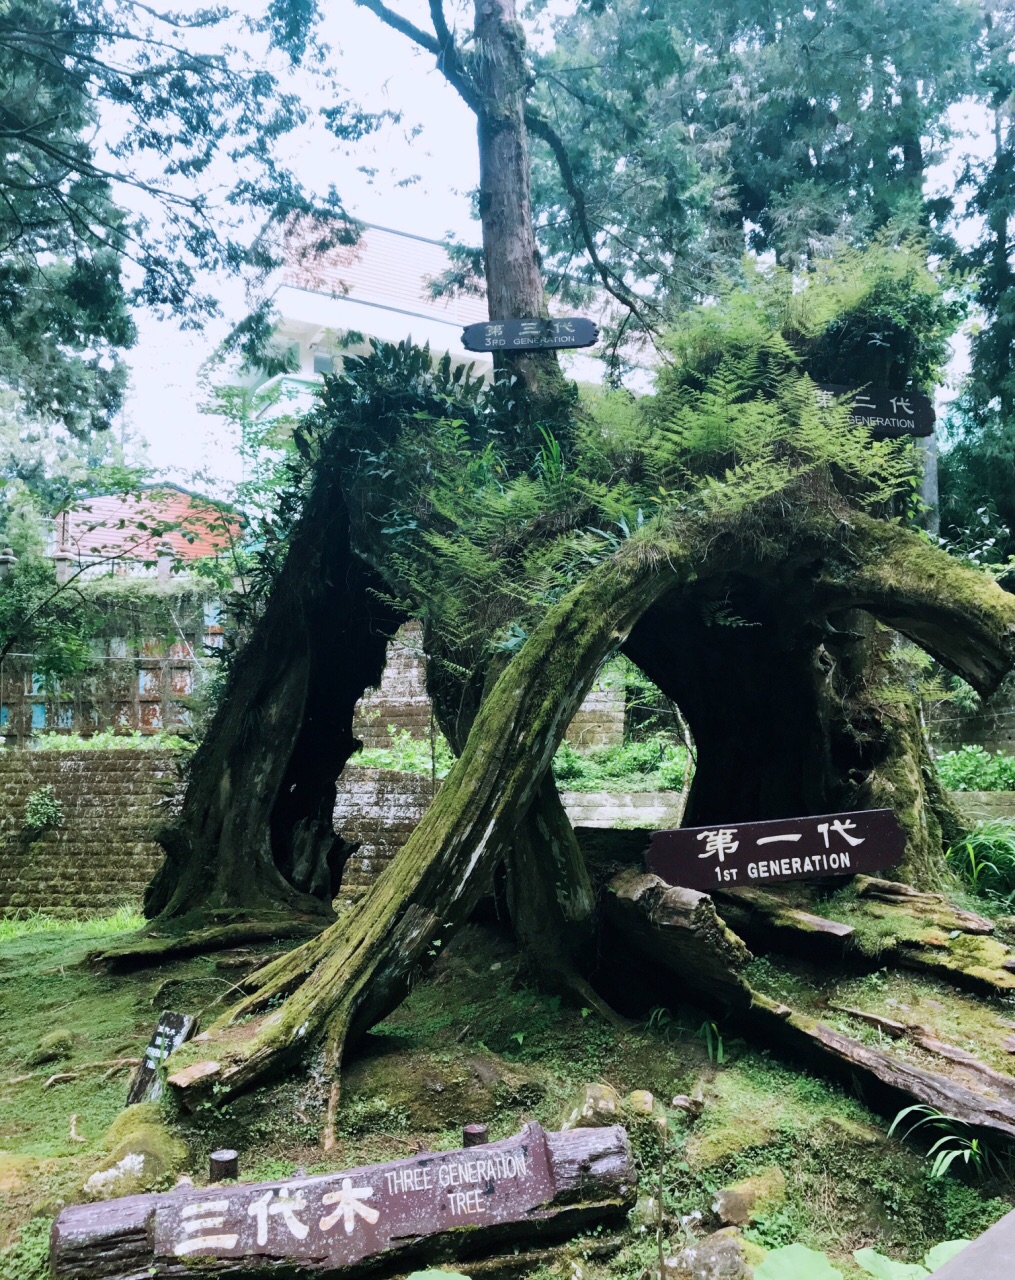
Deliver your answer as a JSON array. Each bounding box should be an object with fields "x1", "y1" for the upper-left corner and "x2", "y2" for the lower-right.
[{"x1": 161, "y1": 509, "x2": 1015, "y2": 1144}]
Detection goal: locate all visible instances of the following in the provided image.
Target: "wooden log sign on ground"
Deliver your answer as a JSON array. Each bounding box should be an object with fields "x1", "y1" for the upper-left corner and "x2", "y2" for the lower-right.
[
  {"x1": 51, "y1": 1123, "x2": 636, "y2": 1279},
  {"x1": 647, "y1": 809, "x2": 905, "y2": 893}
]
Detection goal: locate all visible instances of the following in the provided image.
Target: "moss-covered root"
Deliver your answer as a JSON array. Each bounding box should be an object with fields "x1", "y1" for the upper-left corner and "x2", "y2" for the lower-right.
[
  {"x1": 822, "y1": 513, "x2": 1015, "y2": 696},
  {"x1": 86, "y1": 916, "x2": 325, "y2": 972},
  {"x1": 164, "y1": 540, "x2": 686, "y2": 1124}
]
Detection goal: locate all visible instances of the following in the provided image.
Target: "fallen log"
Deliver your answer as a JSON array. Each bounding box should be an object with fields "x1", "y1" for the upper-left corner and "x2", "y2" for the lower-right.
[
  {"x1": 713, "y1": 886, "x2": 855, "y2": 961},
  {"x1": 710, "y1": 880, "x2": 1015, "y2": 996},
  {"x1": 602, "y1": 870, "x2": 754, "y2": 1010},
  {"x1": 50, "y1": 1123, "x2": 636, "y2": 1280},
  {"x1": 748, "y1": 994, "x2": 1015, "y2": 1141}
]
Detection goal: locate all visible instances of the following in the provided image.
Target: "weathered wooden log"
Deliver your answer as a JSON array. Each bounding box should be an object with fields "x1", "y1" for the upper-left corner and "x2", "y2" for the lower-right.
[
  {"x1": 854, "y1": 876, "x2": 996, "y2": 934},
  {"x1": 602, "y1": 869, "x2": 754, "y2": 1010},
  {"x1": 50, "y1": 1124, "x2": 636, "y2": 1280},
  {"x1": 713, "y1": 886, "x2": 855, "y2": 961},
  {"x1": 748, "y1": 994, "x2": 1015, "y2": 1141},
  {"x1": 711, "y1": 879, "x2": 1015, "y2": 996}
]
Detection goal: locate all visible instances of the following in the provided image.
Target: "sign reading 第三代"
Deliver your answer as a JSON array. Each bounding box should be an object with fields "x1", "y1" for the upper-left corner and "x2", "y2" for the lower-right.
[
  {"x1": 646, "y1": 809, "x2": 905, "y2": 893},
  {"x1": 462, "y1": 317, "x2": 599, "y2": 353},
  {"x1": 152, "y1": 1122, "x2": 555, "y2": 1267},
  {"x1": 813, "y1": 384, "x2": 935, "y2": 438},
  {"x1": 125, "y1": 1011, "x2": 197, "y2": 1106}
]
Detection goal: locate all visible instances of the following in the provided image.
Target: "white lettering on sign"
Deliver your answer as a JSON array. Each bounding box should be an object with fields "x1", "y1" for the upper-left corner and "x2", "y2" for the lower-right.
[
  {"x1": 747, "y1": 851, "x2": 852, "y2": 881},
  {"x1": 156, "y1": 1123, "x2": 553, "y2": 1265},
  {"x1": 175, "y1": 1200, "x2": 238, "y2": 1256}
]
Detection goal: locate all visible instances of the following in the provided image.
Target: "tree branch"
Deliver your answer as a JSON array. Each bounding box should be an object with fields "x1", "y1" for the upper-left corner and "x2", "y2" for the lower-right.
[
  {"x1": 352, "y1": 0, "x2": 440, "y2": 56},
  {"x1": 524, "y1": 108, "x2": 657, "y2": 333}
]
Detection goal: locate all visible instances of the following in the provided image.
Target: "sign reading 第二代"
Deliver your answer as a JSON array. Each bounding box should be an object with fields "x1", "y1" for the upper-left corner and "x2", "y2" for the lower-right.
[
  {"x1": 462, "y1": 317, "x2": 598, "y2": 353},
  {"x1": 152, "y1": 1122, "x2": 555, "y2": 1267},
  {"x1": 646, "y1": 809, "x2": 905, "y2": 893},
  {"x1": 813, "y1": 384, "x2": 935, "y2": 438}
]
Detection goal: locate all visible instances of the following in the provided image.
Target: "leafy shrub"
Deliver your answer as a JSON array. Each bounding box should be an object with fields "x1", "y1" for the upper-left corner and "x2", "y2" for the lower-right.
[
  {"x1": 935, "y1": 744, "x2": 1015, "y2": 791},
  {"x1": 22, "y1": 785, "x2": 63, "y2": 832},
  {"x1": 30, "y1": 729, "x2": 195, "y2": 751},
  {"x1": 551, "y1": 734, "x2": 692, "y2": 792},
  {"x1": 0, "y1": 1217, "x2": 52, "y2": 1280},
  {"x1": 946, "y1": 821, "x2": 1015, "y2": 902},
  {"x1": 354, "y1": 726, "x2": 455, "y2": 778}
]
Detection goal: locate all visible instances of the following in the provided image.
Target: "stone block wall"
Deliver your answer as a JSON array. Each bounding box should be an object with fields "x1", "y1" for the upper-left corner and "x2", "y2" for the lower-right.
[
  {"x1": 353, "y1": 624, "x2": 625, "y2": 749},
  {"x1": 0, "y1": 751, "x2": 183, "y2": 917},
  {"x1": 333, "y1": 767, "x2": 438, "y2": 913}
]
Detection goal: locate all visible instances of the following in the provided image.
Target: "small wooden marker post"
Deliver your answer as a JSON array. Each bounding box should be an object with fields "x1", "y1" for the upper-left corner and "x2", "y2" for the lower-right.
[
  {"x1": 209, "y1": 1149, "x2": 239, "y2": 1182},
  {"x1": 462, "y1": 1123, "x2": 488, "y2": 1147}
]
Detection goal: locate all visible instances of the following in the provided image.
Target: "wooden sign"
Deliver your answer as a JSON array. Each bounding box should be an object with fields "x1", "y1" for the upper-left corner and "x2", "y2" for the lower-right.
[
  {"x1": 51, "y1": 1125, "x2": 636, "y2": 1279},
  {"x1": 462, "y1": 317, "x2": 599, "y2": 353},
  {"x1": 125, "y1": 1011, "x2": 197, "y2": 1106},
  {"x1": 154, "y1": 1122, "x2": 554, "y2": 1265},
  {"x1": 814, "y1": 384, "x2": 935, "y2": 438},
  {"x1": 646, "y1": 809, "x2": 905, "y2": 893}
]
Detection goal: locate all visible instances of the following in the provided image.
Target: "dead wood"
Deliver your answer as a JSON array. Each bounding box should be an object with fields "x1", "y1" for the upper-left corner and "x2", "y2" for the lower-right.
[
  {"x1": 748, "y1": 994, "x2": 1015, "y2": 1141},
  {"x1": 602, "y1": 870, "x2": 754, "y2": 1011},
  {"x1": 43, "y1": 1058, "x2": 140, "y2": 1088},
  {"x1": 50, "y1": 1125, "x2": 636, "y2": 1280}
]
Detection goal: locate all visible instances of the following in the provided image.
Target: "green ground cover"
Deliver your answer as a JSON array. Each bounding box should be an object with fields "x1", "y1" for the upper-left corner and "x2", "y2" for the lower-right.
[{"x1": 1, "y1": 915, "x2": 1010, "y2": 1280}]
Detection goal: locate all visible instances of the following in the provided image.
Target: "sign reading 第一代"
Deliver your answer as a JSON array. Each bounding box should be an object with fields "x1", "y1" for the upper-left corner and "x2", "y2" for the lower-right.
[
  {"x1": 152, "y1": 1122, "x2": 554, "y2": 1267},
  {"x1": 462, "y1": 317, "x2": 599, "y2": 353},
  {"x1": 126, "y1": 1011, "x2": 197, "y2": 1106},
  {"x1": 813, "y1": 384, "x2": 935, "y2": 438},
  {"x1": 646, "y1": 809, "x2": 905, "y2": 893}
]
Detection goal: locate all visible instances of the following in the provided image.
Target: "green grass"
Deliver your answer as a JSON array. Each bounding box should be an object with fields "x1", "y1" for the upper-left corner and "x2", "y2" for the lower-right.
[
  {"x1": 0, "y1": 906, "x2": 144, "y2": 941},
  {"x1": 946, "y1": 820, "x2": 1015, "y2": 904}
]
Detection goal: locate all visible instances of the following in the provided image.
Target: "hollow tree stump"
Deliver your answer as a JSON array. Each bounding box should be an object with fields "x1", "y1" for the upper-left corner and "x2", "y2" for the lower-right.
[{"x1": 51, "y1": 1124, "x2": 636, "y2": 1280}]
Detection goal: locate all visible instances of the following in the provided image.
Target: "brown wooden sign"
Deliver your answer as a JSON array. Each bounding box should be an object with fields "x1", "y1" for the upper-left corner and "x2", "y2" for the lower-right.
[
  {"x1": 462, "y1": 317, "x2": 599, "y2": 352},
  {"x1": 152, "y1": 1122, "x2": 554, "y2": 1266},
  {"x1": 125, "y1": 1011, "x2": 197, "y2": 1106},
  {"x1": 646, "y1": 809, "x2": 906, "y2": 893},
  {"x1": 813, "y1": 384, "x2": 935, "y2": 438}
]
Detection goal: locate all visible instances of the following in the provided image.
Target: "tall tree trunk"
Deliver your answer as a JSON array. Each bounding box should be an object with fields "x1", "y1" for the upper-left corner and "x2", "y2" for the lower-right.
[
  {"x1": 473, "y1": 0, "x2": 564, "y2": 403},
  {"x1": 145, "y1": 453, "x2": 401, "y2": 927}
]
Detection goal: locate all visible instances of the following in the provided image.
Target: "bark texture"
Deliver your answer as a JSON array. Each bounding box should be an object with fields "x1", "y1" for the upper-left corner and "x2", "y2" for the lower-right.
[
  {"x1": 144, "y1": 461, "x2": 401, "y2": 926},
  {"x1": 165, "y1": 540, "x2": 687, "y2": 1108}
]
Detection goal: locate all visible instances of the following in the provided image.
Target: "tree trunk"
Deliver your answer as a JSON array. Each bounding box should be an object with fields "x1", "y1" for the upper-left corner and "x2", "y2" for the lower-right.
[
  {"x1": 624, "y1": 514, "x2": 1015, "y2": 889},
  {"x1": 504, "y1": 776, "x2": 599, "y2": 996},
  {"x1": 164, "y1": 540, "x2": 686, "y2": 1111},
  {"x1": 144, "y1": 455, "x2": 401, "y2": 928},
  {"x1": 473, "y1": 0, "x2": 564, "y2": 403}
]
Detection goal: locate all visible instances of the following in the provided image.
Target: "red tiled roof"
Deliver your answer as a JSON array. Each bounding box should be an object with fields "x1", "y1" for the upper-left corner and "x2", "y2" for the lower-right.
[
  {"x1": 58, "y1": 486, "x2": 242, "y2": 562},
  {"x1": 282, "y1": 222, "x2": 489, "y2": 327}
]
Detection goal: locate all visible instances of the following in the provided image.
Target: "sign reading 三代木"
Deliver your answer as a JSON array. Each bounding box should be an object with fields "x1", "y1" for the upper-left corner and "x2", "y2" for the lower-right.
[
  {"x1": 813, "y1": 384, "x2": 935, "y2": 438},
  {"x1": 462, "y1": 317, "x2": 599, "y2": 353},
  {"x1": 125, "y1": 1011, "x2": 197, "y2": 1106},
  {"x1": 646, "y1": 809, "x2": 906, "y2": 893},
  {"x1": 152, "y1": 1122, "x2": 555, "y2": 1268}
]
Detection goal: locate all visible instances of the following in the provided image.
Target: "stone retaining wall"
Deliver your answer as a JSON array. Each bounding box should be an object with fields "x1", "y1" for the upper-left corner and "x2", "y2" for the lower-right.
[
  {"x1": 0, "y1": 751, "x2": 182, "y2": 917},
  {"x1": 3, "y1": 750, "x2": 1015, "y2": 918}
]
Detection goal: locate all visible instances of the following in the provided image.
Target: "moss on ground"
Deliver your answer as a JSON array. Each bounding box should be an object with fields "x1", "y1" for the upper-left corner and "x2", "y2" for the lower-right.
[{"x1": 1, "y1": 915, "x2": 1012, "y2": 1280}]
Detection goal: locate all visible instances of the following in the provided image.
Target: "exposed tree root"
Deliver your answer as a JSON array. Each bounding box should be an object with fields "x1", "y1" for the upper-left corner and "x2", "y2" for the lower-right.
[{"x1": 87, "y1": 916, "x2": 326, "y2": 973}]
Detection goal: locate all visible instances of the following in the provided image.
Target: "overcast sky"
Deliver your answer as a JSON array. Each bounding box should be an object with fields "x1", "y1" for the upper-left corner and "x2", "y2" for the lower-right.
[{"x1": 120, "y1": 0, "x2": 481, "y2": 489}]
